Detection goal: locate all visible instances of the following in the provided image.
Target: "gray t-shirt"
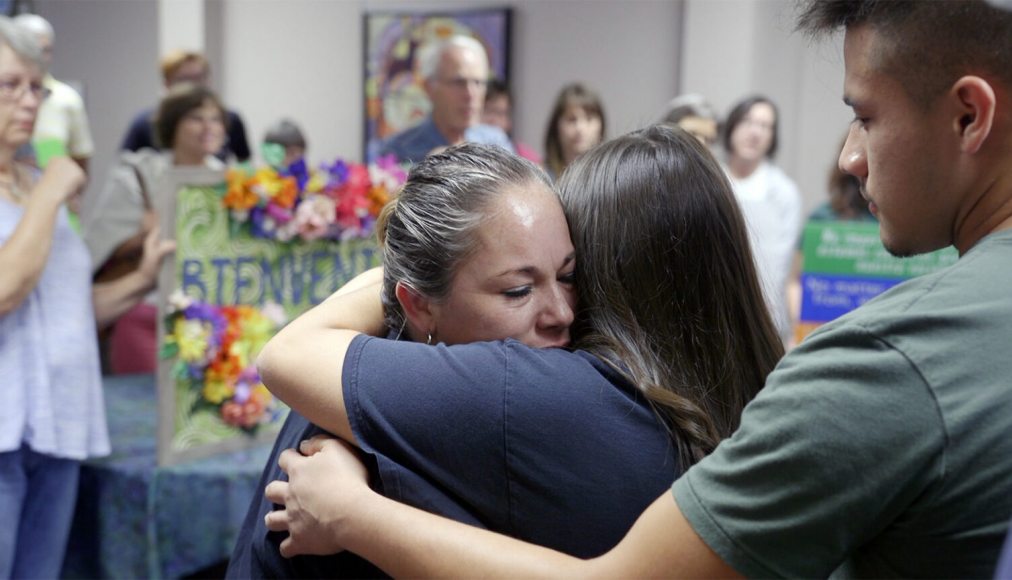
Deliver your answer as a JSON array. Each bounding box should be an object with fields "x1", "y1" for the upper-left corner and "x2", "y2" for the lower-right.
[{"x1": 674, "y1": 229, "x2": 1012, "y2": 578}]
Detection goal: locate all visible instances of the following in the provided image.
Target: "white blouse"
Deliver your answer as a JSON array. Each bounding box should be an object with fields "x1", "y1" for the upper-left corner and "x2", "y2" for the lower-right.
[{"x1": 0, "y1": 198, "x2": 110, "y2": 460}]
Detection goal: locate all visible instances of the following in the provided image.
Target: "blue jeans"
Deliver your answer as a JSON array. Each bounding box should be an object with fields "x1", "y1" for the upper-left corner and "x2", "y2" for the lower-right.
[{"x1": 0, "y1": 444, "x2": 80, "y2": 579}]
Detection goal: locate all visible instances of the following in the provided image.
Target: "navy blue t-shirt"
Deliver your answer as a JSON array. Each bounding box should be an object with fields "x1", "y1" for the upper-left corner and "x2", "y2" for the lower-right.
[
  {"x1": 228, "y1": 337, "x2": 679, "y2": 576},
  {"x1": 227, "y1": 410, "x2": 386, "y2": 579},
  {"x1": 346, "y1": 337, "x2": 679, "y2": 557}
]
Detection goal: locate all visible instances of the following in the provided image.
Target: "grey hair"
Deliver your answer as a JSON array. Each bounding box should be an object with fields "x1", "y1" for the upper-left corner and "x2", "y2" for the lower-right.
[
  {"x1": 659, "y1": 94, "x2": 717, "y2": 126},
  {"x1": 416, "y1": 35, "x2": 489, "y2": 81},
  {"x1": 375, "y1": 143, "x2": 551, "y2": 337},
  {"x1": 13, "y1": 13, "x2": 53, "y2": 42},
  {"x1": 263, "y1": 119, "x2": 306, "y2": 149},
  {"x1": 0, "y1": 16, "x2": 44, "y2": 70}
]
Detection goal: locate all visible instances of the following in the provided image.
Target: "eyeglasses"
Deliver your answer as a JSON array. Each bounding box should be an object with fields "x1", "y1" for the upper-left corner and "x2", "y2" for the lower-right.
[
  {"x1": 436, "y1": 77, "x2": 488, "y2": 91},
  {"x1": 0, "y1": 79, "x2": 51, "y2": 102}
]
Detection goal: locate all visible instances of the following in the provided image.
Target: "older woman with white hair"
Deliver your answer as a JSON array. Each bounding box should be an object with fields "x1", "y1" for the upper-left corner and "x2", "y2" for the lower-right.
[
  {"x1": 0, "y1": 16, "x2": 172, "y2": 578},
  {"x1": 13, "y1": 12, "x2": 94, "y2": 180}
]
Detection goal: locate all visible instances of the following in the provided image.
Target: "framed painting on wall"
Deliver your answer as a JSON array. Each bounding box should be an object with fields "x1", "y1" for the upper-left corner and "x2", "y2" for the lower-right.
[{"x1": 362, "y1": 7, "x2": 512, "y2": 162}]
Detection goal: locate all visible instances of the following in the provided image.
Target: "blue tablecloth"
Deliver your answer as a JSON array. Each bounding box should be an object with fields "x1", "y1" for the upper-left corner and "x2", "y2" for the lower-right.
[{"x1": 62, "y1": 374, "x2": 274, "y2": 579}]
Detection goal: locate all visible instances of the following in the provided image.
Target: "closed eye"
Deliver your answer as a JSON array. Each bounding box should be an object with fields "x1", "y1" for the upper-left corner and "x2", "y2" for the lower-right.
[{"x1": 503, "y1": 286, "x2": 532, "y2": 299}]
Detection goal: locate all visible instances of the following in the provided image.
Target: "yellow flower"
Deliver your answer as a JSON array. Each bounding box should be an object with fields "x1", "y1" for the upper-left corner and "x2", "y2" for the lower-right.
[
  {"x1": 228, "y1": 340, "x2": 251, "y2": 370},
  {"x1": 203, "y1": 377, "x2": 235, "y2": 404},
  {"x1": 305, "y1": 172, "x2": 327, "y2": 194},
  {"x1": 254, "y1": 167, "x2": 283, "y2": 197},
  {"x1": 250, "y1": 383, "x2": 273, "y2": 406},
  {"x1": 241, "y1": 311, "x2": 275, "y2": 350},
  {"x1": 174, "y1": 318, "x2": 210, "y2": 363}
]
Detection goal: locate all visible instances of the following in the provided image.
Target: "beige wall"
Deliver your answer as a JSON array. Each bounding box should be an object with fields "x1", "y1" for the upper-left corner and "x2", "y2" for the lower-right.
[
  {"x1": 681, "y1": 0, "x2": 851, "y2": 214},
  {"x1": 37, "y1": 0, "x2": 161, "y2": 209},
  {"x1": 212, "y1": 0, "x2": 682, "y2": 166},
  {"x1": 38, "y1": 0, "x2": 849, "y2": 216}
]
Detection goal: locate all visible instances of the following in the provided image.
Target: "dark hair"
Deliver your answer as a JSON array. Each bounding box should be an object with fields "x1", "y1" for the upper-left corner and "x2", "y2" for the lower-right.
[
  {"x1": 375, "y1": 143, "x2": 552, "y2": 337},
  {"x1": 796, "y1": 0, "x2": 1012, "y2": 108},
  {"x1": 559, "y1": 124, "x2": 784, "y2": 467},
  {"x1": 154, "y1": 83, "x2": 226, "y2": 150},
  {"x1": 828, "y1": 136, "x2": 872, "y2": 220},
  {"x1": 264, "y1": 119, "x2": 306, "y2": 150},
  {"x1": 544, "y1": 83, "x2": 606, "y2": 178},
  {"x1": 485, "y1": 78, "x2": 510, "y2": 104},
  {"x1": 722, "y1": 95, "x2": 779, "y2": 159}
]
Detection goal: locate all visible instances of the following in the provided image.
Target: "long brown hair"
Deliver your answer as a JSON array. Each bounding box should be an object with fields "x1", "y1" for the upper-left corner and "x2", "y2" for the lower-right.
[
  {"x1": 544, "y1": 83, "x2": 606, "y2": 178},
  {"x1": 559, "y1": 124, "x2": 783, "y2": 467}
]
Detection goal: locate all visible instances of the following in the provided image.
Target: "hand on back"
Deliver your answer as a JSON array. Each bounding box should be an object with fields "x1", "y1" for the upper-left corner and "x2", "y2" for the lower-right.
[{"x1": 264, "y1": 435, "x2": 370, "y2": 558}]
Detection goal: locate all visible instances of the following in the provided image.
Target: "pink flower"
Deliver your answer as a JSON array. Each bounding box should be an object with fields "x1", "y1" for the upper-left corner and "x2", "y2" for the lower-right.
[
  {"x1": 293, "y1": 194, "x2": 336, "y2": 241},
  {"x1": 265, "y1": 202, "x2": 293, "y2": 224}
]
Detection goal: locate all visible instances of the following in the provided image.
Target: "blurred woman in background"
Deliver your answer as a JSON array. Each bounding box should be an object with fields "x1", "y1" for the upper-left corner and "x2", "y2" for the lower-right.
[
  {"x1": 543, "y1": 82, "x2": 605, "y2": 180},
  {"x1": 722, "y1": 94, "x2": 802, "y2": 346},
  {"x1": 83, "y1": 83, "x2": 226, "y2": 374}
]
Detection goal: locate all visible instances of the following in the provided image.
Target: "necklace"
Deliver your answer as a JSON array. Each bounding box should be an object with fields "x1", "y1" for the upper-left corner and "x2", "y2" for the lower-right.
[{"x1": 0, "y1": 165, "x2": 28, "y2": 203}]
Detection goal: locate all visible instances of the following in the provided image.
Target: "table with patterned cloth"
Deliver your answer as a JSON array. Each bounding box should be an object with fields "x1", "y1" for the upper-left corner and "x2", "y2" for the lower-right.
[{"x1": 61, "y1": 373, "x2": 274, "y2": 579}]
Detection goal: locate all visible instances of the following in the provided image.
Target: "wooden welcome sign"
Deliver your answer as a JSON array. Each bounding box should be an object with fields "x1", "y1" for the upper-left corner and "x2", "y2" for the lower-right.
[{"x1": 153, "y1": 167, "x2": 383, "y2": 466}]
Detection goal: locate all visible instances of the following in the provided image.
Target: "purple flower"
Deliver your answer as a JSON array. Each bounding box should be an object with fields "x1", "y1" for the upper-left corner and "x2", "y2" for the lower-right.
[
  {"x1": 265, "y1": 202, "x2": 293, "y2": 224},
  {"x1": 186, "y1": 364, "x2": 206, "y2": 381},
  {"x1": 182, "y1": 302, "x2": 227, "y2": 349},
  {"x1": 321, "y1": 159, "x2": 349, "y2": 185},
  {"x1": 283, "y1": 158, "x2": 310, "y2": 191},
  {"x1": 233, "y1": 380, "x2": 251, "y2": 404},
  {"x1": 249, "y1": 207, "x2": 273, "y2": 239},
  {"x1": 374, "y1": 154, "x2": 400, "y2": 170}
]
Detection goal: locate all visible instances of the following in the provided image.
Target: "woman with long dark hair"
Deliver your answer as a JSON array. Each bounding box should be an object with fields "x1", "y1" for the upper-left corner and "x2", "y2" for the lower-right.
[
  {"x1": 543, "y1": 82, "x2": 605, "y2": 180},
  {"x1": 256, "y1": 125, "x2": 781, "y2": 565}
]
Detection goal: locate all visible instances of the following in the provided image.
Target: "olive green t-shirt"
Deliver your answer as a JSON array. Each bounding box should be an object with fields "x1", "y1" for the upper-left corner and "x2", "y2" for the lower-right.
[{"x1": 674, "y1": 229, "x2": 1012, "y2": 578}]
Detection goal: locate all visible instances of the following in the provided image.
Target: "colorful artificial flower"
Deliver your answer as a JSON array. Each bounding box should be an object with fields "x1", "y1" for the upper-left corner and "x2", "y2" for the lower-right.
[
  {"x1": 162, "y1": 299, "x2": 283, "y2": 434},
  {"x1": 292, "y1": 194, "x2": 337, "y2": 241},
  {"x1": 224, "y1": 169, "x2": 259, "y2": 212},
  {"x1": 223, "y1": 155, "x2": 406, "y2": 243}
]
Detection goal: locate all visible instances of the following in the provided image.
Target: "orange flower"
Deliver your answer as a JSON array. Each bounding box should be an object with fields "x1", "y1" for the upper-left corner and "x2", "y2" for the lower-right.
[
  {"x1": 271, "y1": 177, "x2": 298, "y2": 209},
  {"x1": 368, "y1": 184, "x2": 391, "y2": 216},
  {"x1": 208, "y1": 352, "x2": 242, "y2": 383},
  {"x1": 224, "y1": 170, "x2": 258, "y2": 211}
]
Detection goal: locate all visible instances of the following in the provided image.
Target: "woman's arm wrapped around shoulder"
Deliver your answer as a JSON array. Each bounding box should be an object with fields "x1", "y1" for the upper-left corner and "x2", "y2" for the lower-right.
[
  {"x1": 257, "y1": 268, "x2": 387, "y2": 443},
  {"x1": 264, "y1": 434, "x2": 736, "y2": 578}
]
